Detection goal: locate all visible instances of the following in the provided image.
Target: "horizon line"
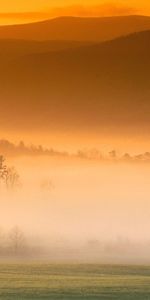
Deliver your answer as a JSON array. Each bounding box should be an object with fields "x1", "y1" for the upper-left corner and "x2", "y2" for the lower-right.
[{"x1": 0, "y1": 13, "x2": 150, "y2": 27}]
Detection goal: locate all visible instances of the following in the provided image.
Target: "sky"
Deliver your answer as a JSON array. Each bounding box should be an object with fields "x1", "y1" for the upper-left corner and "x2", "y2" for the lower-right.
[{"x1": 0, "y1": 0, "x2": 149, "y2": 24}]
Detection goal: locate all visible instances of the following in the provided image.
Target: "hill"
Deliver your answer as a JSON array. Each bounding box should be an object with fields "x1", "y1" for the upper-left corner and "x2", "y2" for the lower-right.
[
  {"x1": 0, "y1": 15, "x2": 150, "y2": 42},
  {"x1": 0, "y1": 39, "x2": 90, "y2": 62},
  {"x1": 0, "y1": 30, "x2": 150, "y2": 133}
]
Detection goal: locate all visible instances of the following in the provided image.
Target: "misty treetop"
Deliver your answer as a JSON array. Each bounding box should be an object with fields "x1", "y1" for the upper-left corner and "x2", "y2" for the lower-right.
[{"x1": 1, "y1": 139, "x2": 150, "y2": 163}]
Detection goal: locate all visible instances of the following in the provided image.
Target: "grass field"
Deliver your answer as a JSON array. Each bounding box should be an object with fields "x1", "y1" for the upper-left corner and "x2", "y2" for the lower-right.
[{"x1": 0, "y1": 263, "x2": 150, "y2": 299}]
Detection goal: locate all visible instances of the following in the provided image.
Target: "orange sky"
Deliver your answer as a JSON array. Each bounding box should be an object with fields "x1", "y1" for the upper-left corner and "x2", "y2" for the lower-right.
[{"x1": 0, "y1": 1, "x2": 150, "y2": 24}]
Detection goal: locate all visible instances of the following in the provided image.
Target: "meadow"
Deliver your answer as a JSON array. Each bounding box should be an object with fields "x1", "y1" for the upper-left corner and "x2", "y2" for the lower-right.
[{"x1": 0, "y1": 263, "x2": 150, "y2": 299}]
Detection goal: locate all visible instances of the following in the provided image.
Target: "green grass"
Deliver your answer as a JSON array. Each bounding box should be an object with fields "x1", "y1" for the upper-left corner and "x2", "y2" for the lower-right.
[{"x1": 0, "y1": 263, "x2": 150, "y2": 299}]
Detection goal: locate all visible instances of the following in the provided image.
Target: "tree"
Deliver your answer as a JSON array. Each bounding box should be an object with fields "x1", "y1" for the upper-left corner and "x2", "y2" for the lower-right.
[
  {"x1": 0, "y1": 155, "x2": 7, "y2": 185},
  {"x1": 109, "y1": 150, "x2": 117, "y2": 159},
  {"x1": 4, "y1": 167, "x2": 20, "y2": 190},
  {"x1": 0, "y1": 228, "x2": 5, "y2": 254},
  {"x1": 0, "y1": 155, "x2": 20, "y2": 189},
  {"x1": 9, "y1": 227, "x2": 26, "y2": 255}
]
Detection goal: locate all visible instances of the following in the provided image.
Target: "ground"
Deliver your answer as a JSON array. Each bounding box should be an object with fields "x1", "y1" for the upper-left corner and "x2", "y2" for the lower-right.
[{"x1": 0, "y1": 263, "x2": 150, "y2": 299}]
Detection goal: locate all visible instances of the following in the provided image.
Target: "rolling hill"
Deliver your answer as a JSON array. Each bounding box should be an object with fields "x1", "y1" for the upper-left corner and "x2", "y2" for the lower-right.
[
  {"x1": 0, "y1": 15, "x2": 150, "y2": 42},
  {"x1": 0, "y1": 30, "x2": 150, "y2": 133},
  {"x1": 0, "y1": 39, "x2": 90, "y2": 62}
]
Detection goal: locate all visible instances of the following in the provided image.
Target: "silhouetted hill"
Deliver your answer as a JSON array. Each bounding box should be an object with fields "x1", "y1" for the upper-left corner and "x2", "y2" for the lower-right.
[
  {"x1": 0, "y1": 15, "x2": 150, "y2": 42},
  {"x1": 0, "y1": 39, "x2": 90, "y2": 62},
  {"x1": 0, "y1": 30, "x2": 150, "y2": 133}
]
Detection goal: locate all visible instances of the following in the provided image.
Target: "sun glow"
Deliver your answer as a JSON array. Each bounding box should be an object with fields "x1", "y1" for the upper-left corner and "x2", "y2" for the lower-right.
[{"x1": 0, "y1": 1, "x2": 149, "y2": 25}]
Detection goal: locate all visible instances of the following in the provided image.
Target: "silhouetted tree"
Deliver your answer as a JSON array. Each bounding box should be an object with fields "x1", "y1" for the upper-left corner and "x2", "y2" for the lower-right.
[
  {"x1": 0, "y1": 156, "x2": 20, "y2": 189},
  {"x1": 0, "y1": 155, "x2": 7, "y2": 185},
  {"x1": 4, "y1": 167, "x2": 20, "y2": 190}
]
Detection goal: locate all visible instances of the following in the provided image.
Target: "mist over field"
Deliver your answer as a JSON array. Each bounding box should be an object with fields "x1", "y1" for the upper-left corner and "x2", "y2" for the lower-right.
[{"x1": 0, "y1": 153, "x2": 150, "y2": 264}]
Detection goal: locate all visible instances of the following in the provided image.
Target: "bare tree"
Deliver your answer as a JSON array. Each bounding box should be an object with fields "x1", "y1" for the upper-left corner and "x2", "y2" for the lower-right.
[
  {"x1": 9, "y1": 227, "x2": 26, "y2": 255},
  {"x1": 0, "y1": 156, "x2": 20, "y2": 189},
  {"x1": 0, "y1": 155, "x2": 7, "y2": 184},
  {"x1": 0, "y1": 228, "x2": 5, "y2": 254},
  {"x1": 4, "y1": 167, "x2": 20, "y2": 190}
]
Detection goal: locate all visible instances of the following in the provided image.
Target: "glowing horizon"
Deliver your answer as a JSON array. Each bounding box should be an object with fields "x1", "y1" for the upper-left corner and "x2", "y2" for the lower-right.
[{"x1": 0, "y1": 1, "x2": 150, "y2": 25}]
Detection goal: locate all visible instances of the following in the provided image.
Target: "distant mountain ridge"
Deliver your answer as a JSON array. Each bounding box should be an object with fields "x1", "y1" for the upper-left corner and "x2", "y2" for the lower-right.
[
  {"x1": 0, "y1": 29, "x2": 150, "y2": 133},
  {"x1": 0, "y1": 15, "x2": 150, "y2": 42}
]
